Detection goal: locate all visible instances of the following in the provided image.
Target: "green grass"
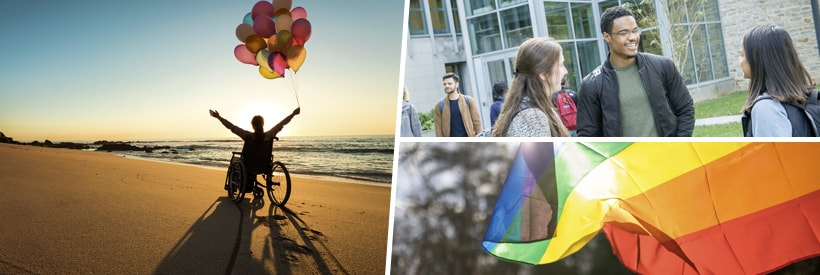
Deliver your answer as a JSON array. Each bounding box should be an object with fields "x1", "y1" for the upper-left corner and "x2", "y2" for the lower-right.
[
  {"x1": 693, "y1": 122, "x2": 742, "y2": 137},
  {"x1": 693, "y1": 90, "x2": 747, "y2": 119}
]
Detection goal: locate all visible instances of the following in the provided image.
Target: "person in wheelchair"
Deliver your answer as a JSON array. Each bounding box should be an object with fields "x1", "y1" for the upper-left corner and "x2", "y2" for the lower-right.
[{"x1": 210, "y1": 107, "x2": 300, "y2": 192}]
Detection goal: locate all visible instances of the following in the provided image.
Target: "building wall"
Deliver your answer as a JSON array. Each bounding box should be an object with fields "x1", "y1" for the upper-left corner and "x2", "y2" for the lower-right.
[
  {"x1": 404, "y1": 36, "x2": 467, "y2": 114},
  {"x1": 720, "y1": 0, "x2": 820, "y2": 90}
]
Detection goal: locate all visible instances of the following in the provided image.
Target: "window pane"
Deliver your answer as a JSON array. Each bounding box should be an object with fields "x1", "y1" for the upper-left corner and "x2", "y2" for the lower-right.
[
  {"x1": 692, "y1": 24, "x2": 713, "y2": 82},
  {"x1": 466, "y1": 0, "x2": 495, "y2": 16},
  {"x1": 598, "y1": 0, "x2": 619, "y2": 15},
  {"x1": 672, "y1": 25, "x2": 697, "y2": 84},
  {"x1": 707, "y1": 23, "x2": 729, "y2": 78},
  {"x1": 577, "y1": 40, "x2": 600, "y2": 79},
  {"x1": 429, "y1": 0, "x2": 450, "y2": 34},
  {"x1": 500, "y1": 0, "x2": 527, "y2": 8},
  {"x1": 704, "y1": 0, "x2": 720, "y2": 22},
  {"x1": 501, "y1": 6, "x2": 533, "y2": 48},
  {"x1": 639, "y1": 28, "x2": 663, "y2": 56},
  {"x1": 561, "y1": 42, "x2": 580, "y2": 91},
  {"x1": 571, "y1": 3, "x2": 595, "y2": 39},
  {"x1": 469, "y1": 13, "x2": 502, "y2": 54},
  {"x1": 687, "y1": 0, "x2": 705, "y2": 23},
  {"x1": 409, "y1": 0, "x2": 427, "y2": 35},
  {"x1": 545, "y1": 2, "x2": 572, "y2": 40},
  {"x1": 667, "y1": 0, "x2": 688, "y2": 24},
  {"x1": 450, "y1": 0, "x2": 461, "y2": 34},
  {"x1": 623, "y1": 0, "x2": 657, "y2": 28},
  {"x1": 487, "y1": 59, "x2": 508, "y2": 91}
]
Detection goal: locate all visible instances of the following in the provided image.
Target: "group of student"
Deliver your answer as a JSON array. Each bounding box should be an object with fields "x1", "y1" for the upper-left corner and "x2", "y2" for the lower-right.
[{"x1": 401, "y1": 6, "x2": 818, "y2": 138}]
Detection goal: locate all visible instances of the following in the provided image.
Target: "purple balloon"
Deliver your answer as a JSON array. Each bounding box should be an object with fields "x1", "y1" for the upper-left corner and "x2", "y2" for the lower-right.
[
  {"x1": 252, "y1": 15, "x2": 276, "y2": 37},
  {"x1": 251, "y1": 1, "x2": 274, "y2": 19}
]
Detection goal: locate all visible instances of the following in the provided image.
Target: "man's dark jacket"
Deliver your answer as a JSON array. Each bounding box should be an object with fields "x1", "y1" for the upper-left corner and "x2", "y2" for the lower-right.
[{"x1": 576, "y1": 52, "x2": 695, "y2": 137}]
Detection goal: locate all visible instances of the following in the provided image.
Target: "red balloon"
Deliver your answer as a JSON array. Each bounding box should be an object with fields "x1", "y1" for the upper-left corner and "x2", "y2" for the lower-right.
[
  {"x1": 291, "y1": 7, "x2": 307, "y2": 20},
  {"x1": 234, "y1": 44, "x2": 258, "y2": 65},
  {"x1": 252, "y1": 15, "x2": 276, "y2": 37},
  {"x1": 251, "y1": 1, "x2": 274, "y2": 19},
  {"x1": 291, "y1": 19, "x2": 311, "y2": 45}
]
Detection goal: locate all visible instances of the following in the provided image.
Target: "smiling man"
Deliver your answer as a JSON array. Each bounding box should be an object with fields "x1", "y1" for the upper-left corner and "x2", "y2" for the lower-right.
[{"x1": 576, "y1": 6, "x2": 694, "y2": 137}]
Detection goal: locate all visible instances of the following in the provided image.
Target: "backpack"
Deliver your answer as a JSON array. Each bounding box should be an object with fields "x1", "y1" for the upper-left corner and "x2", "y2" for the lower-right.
[
  {"x1": 554, "y1": 90, "x2": 577, "y2": 130},
  {"x1": 743, "y1": 89, "x2": 820, "y2": 137}
]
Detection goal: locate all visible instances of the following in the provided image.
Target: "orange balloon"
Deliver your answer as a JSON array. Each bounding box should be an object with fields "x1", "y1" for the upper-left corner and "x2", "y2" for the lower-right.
[
  {"x1": 286, "y1": 46, "x2": 306, "y2": 72},
  {"x1": 259, "y1": 65, "x2": 282, "y2": 79},
  {"x1": 272, "y1": 0, "x2": 292, "y2": 12},
  {"x1": 245, "y1": 34, "x2": 267, "y2": 54},
  {"x1": 267, "y1": 34, "x2": 278, "y2": 52}
]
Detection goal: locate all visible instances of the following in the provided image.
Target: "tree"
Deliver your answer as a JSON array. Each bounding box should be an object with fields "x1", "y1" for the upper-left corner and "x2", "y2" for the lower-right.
[{"x1": 625, "y1": 0, "x2": 716, "y2": 84}]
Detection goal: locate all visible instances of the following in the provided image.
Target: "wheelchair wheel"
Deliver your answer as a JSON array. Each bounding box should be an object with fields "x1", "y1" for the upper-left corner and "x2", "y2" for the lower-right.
[
  {"x1": 266, "y1": 161, "x2": 291, "y2": 206},
  {"x1": 226, "y1": 157, "x2": 246, "y2": 204}
]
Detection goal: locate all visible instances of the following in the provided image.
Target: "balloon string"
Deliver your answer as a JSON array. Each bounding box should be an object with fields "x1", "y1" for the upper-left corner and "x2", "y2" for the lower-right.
[{"x1": 285, "y1": 70, "x2": 300, "y2": 107}]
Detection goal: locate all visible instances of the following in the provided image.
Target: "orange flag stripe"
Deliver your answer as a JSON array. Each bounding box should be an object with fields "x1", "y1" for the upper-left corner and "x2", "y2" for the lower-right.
[{"x1": 610, "y1": 142, "x2": 820, "y2": 240}]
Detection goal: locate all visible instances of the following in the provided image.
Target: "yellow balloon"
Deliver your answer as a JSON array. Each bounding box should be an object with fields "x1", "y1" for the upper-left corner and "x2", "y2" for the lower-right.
[
  {"x1": 256, "y1": 50, "x2": 272, "y2": 72},
  {"x1": 259, "y1": 65, "x2": 282, "y2": 79},
  {"x1": 286, "y1": 46, "x2": 306, "y2": 72}
]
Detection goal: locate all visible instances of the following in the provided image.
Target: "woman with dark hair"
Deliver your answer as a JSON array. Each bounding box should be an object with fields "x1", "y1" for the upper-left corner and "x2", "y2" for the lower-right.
[
  {"x1": 492, "y1": 37, "x2": 569, "y2": 137},
  {"x1": 740, "y1": 24, "x2": 816, "y2": 137}
]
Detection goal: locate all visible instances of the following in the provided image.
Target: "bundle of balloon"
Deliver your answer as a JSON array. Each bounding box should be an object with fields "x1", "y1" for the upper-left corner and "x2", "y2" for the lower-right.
[{"x1": 233, "y1": 0, "x2": 311, "y2": 80}]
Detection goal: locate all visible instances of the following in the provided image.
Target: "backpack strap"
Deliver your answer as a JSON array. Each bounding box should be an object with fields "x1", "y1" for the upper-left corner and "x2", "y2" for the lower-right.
[
  {"x1": 440, "y1": 95, "x2": 471, "y2": 113},
  {"x1": 743, "y1": 94, "x2": 775, "y2": 137}
]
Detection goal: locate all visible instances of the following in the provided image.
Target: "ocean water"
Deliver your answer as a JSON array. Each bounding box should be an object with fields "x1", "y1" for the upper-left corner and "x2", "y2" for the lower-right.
[{"x1": 98, "y1": 135, "x2": 395, "y2": 184}]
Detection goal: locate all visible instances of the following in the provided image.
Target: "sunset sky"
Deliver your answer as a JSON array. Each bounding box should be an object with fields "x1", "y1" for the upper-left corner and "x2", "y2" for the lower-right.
[{"x1": 0, "y1": 1, "x2": 405, "y2": 141}]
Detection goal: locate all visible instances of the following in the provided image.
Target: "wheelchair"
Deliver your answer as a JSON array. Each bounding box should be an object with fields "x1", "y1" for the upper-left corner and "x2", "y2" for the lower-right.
[{"x1": 223, "y1": 147, "x2": 292, "y2": 206}]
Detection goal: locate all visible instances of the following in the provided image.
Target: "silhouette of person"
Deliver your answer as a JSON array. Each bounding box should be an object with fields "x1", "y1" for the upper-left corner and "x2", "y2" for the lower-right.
[{"x1": 210, "y1": 108, "x2": 300, "y2": 189}]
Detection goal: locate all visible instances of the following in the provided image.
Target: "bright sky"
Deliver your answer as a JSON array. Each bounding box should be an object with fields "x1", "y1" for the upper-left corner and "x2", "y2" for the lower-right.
[{"x1": 0, "y1": 1, "x2": 405, "y2": 141}]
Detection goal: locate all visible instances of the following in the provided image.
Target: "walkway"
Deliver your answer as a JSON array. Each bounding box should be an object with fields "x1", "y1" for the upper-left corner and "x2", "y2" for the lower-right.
[{"x1": 417, "y1": 114, "x2": 742, "y2": 137}]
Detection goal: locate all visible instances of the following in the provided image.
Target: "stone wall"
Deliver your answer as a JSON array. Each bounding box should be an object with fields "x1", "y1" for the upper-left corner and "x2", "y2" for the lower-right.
[{"x1": 720, "y1": 0, "x2": 820, "y2": 90}]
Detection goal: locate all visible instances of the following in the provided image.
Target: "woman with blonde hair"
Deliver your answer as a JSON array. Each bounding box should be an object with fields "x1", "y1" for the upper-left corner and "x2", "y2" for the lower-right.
[
  {"x1": 400, "y1": 86, "x2": 423, "y2": 137},
  {"x1": 493, "y1": 37, "x2": 569, "y2": 137}
]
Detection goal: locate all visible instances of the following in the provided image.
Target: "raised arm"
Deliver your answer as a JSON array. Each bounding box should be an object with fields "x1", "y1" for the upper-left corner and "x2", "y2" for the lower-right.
[
  {"x1": 210, "y1": 110, "x2": 249, "y2": 138},
  {"x1": 266, "y1": 107, "x2": 300, "y2": 137}
]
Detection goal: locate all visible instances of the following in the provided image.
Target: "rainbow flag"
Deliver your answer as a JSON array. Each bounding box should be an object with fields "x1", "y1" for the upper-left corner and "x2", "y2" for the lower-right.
[{"x1": 482, "y1": 142, "x2": 820, "y2": 274}]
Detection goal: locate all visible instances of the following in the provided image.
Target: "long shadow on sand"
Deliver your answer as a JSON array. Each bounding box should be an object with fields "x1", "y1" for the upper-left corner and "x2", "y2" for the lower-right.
[
  {"x1": 153, "y1": 197, "x2": 241, "y2": 274},
  {"x1": 230, "y1": 197, "x2": 351, "y2": 275}
]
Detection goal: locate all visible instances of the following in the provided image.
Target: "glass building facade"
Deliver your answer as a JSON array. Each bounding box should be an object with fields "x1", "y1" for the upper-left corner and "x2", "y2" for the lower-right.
[{"x1": 407, "y1": 0, "x2": 732, "y2": 126}]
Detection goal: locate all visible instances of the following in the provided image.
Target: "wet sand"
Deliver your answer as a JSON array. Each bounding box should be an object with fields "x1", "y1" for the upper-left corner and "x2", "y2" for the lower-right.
[{"x1": 0, "y1": 143, "x2": 391, "y2": 274}]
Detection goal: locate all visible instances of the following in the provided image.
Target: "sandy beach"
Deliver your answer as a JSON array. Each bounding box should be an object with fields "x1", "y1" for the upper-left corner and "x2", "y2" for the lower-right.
[{"x1": 0, "y1": 143, "x2": 391, "y2": 274}]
